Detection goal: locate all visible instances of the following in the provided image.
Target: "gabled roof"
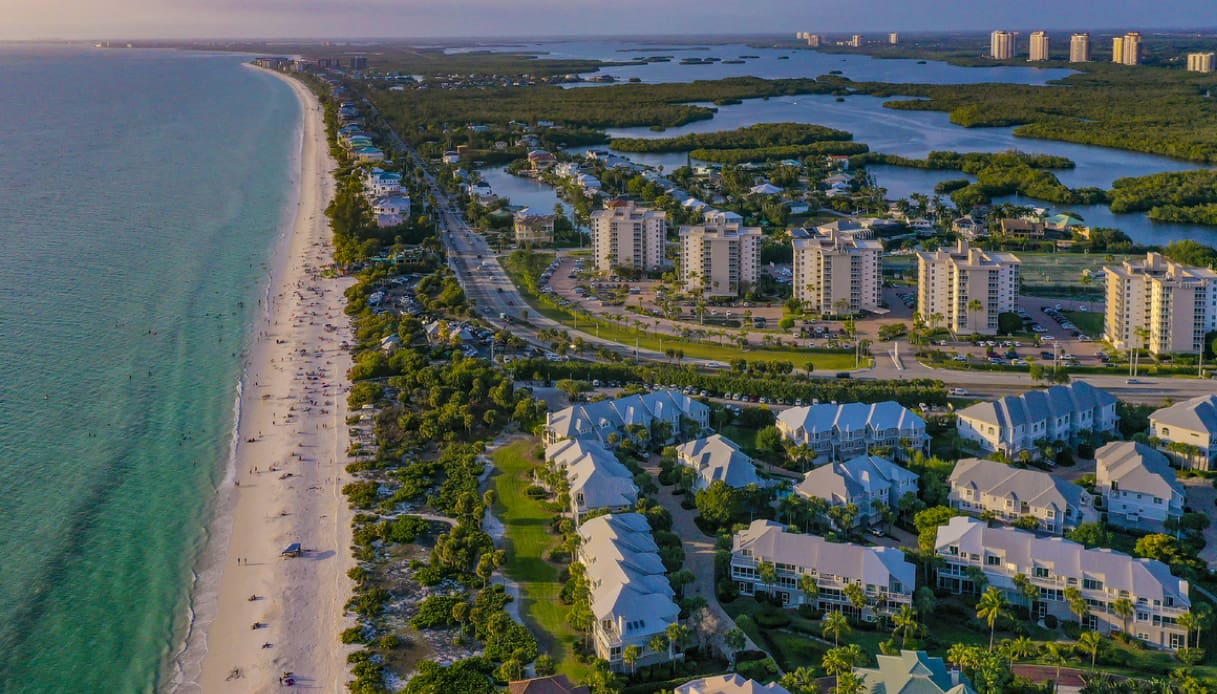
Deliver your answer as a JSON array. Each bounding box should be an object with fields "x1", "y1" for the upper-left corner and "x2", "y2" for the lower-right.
[
  {"x1": 1095, "y1": 441, "x2": 1184, "y2": 500},
  {"x1": 546, "y1": 389, "x2": 708, "y2": 442},
  {"x1": 675, "y1": 674, "x2": 792, "y2": 694},
  {"x1": 957, "y1": 382, "x2": 1116, "y2": 430},
  {"x1": 935, "y1": 516, "x2": 1190, "y2": 607},
  {"x1": 857, "y1": 650, "x2": 976, "y2": 694},
  {"x1": 795, "y1": 455, "x2": 919, "y2": 505},
  {"x1": 777, "y1": 401, "x2": 925, "y2": 437},
  {"x1": 568, "y1": 455, "x2": 637, "y2": 510},
  {"x1": 1151, "y1": 395, "x2": 1217, "y2": 434},
  {"x1": 733, "y1": 520, "x2": 915, "y2": 590},
  {"x1": 948, "y1": 458, "x2": 1088, "y2": 511},
  {"x1": 675, "y1": 434, "x2": 760, "y2": 488}
]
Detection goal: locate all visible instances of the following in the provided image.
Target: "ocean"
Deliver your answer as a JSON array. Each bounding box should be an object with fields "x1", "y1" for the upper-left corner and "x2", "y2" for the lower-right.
[{"x1": 0, "y1": 45, "x2": 299, "y2": 692}]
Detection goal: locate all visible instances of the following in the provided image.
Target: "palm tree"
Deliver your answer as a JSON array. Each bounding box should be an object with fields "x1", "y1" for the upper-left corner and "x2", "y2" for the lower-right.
[
  {"x1": 1013, "y1": 573, "x2": 1040, "y2": 623},
  {"x1": 1066, "y1": 586, "x2": 1090, "y2": 627},
  {"x1": 1002, "y1": 635, "x2": 1037, "y2": 661},
  {"x1": 822, "y1": 610, "x2": 852, "y2": 646},
  {"x1": 966, "y1": 298, "x2": 985, "y2": 333},
  {"x1": 1177, "y1": 611, "x2": 1197, "y2": 649},
  {"x1": 843, "y1": 582, "x2": 867, "y2": 619},
  {"x1": 622, "y1": 644, "x2": 642, "y2": 676},
  {"x1": 799, "y1": 573, "x2": 820, "y2": 608},
  {"x1": 833, "y1": 671, "x2": 866, "y2": 694},
  {"x1": 1078, "y1": 630, "x2": 1102, "y2": 670},
  {"x1": 648, "y1": 633, "x2": 668, "y2": 661},
  {"x1": 976, "y1": 586, "x2": 1011, "y2": 651},
  {"x1": 1192, "y1": 602, "x2": 1212, "y2": 648},
  {"x1": 1042, "y1": 642, "x2": 1070, "y2": 694},
  {"x1": 757, "y1": 560, "x2": 778, "y2": 599},
  {"x1": 665, "y1": 622, "x2": 690, "y2": 660},
  {"x1": 821, "y1": 644, "x2": 863, "y2": 677},
  {"x1": 892, "y1": 605, "x2": 920, "y2": 648},
  {"x1": 1112, "y1": 597, "x2": 1134, "y2": 636},
  {"x1": 1132, "y1": 326, "x2": 1150, "y2": 377}
]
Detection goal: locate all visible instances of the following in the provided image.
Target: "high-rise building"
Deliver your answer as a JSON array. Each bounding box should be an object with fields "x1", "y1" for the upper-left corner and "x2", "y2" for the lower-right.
[
  {"x1": 1188, "y1": 52, "x2": 1216, "y2": 73},
  {"x1": 590, "y1": 199, "x2": 667, "y2": 273},
  {"x1": 990, "y1": 30, "x2": 1016, "y2": 60},
  {"x1": 1113, "y1": 32, "x2": 1142, "y2": 65},
  {"x1": 1029, "y1": 31, "x2": 1050, "y2": 61},
  {"x1": 1104, "y1": 252, "x2": 1217, "y2": 356},
  {"x1": 792, "y1": 228, "x2": 882, "y2": 316},
  {"x1": 797, "y1": 32, "x2": 822, "y2": 47},
  {"x1": 849, "y1": 34, "x2": 863, "y2": 48},
  {"x1": 915, "y1": 239, "x2": 1021, "y2": 335},
  {"x1": 678, "y1": 223, "x2": 763, "y2": 298},
  {"x1": 889, "y1": 32, "x2": 899, "y2": 45},
  {"x1": 1070, "y1": 33, "x2": 1091, "y2": 62}
]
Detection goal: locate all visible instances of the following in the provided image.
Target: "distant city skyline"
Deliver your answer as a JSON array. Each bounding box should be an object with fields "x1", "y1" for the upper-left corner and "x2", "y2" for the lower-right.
[{"x1": 3, "y1": 0, "x2": 1216, "y2": 41}]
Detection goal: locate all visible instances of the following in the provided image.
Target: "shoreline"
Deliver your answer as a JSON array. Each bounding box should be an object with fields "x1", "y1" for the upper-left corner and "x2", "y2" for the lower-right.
[{"x1": 170, "y1": 66, "x2": 355, "y2": 692}]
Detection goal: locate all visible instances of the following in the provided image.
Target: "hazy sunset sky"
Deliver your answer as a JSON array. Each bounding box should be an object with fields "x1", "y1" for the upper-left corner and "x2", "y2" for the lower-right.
[{"x1": 2, "y1": 0, "x2": 1212, "y2": 40}]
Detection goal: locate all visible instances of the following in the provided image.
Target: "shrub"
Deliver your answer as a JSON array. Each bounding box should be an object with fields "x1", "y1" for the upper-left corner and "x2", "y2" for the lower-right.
[
  {"x1": 1177, "y1": 647, "x2": 1206, "y2": 665},
  {"x1": 525, "y1": 485, "x2": 548, "y2": 499},
  {"x1": 1043, "y1": 614, "x2": 1059, "y2": 629},
  {"x1": 341, "y1": 626, "x2": 369, "y2": 644},
  {"x1": 755, "y1": 609, "x2": 792, "y2": 629},
  {"x1": 411, "y1": 595, "x2": 464, "y2": 629}
]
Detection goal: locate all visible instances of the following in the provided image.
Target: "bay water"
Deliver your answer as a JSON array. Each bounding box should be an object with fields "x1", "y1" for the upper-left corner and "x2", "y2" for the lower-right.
[{"x1": 0, "y1": 45, "x2": 298, "y2": 692}]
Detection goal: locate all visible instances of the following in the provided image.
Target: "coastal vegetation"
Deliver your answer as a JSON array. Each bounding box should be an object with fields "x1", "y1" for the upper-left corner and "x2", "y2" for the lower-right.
[
  {"x1": 611, "y1": 122, "x2": 853, "y2": 153},
  {"x1": 1108, "y1": 170, "x2": 1217, "y2": 219}
]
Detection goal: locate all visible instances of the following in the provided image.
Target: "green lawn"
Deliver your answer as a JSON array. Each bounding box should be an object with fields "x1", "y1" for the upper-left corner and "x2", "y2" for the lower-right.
[
  {"x1": 1062, "y1": 310, "x2": 1104, "y2": 337},
  {"x1": 491, "y1": 440, "x2": 590, "y2": 682}
]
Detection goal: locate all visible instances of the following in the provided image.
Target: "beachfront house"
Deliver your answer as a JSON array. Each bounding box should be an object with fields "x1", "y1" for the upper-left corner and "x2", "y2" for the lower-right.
[
  {"x1": 543, "y1": 389, "x2": 710, "y2": 447},
  {"x1": 675, "y1": 675, "x2": 790, "y2": 694},
  {"x1": 1095, "y1": 441, "x2": 1185, "y2": 530},
  {"x1": 578, "y1": 513, "x2": 681, "y2": 672},
  {"x1": 936, "y1": 516, "x2": 1190, "y2": 650},
  {"x1": 546, "y1": 439, "x2": 638, "y2": 522},
  {"x1": 774, "y1": 401, "x2": 928, "y2": 463},
  {"x1": 855, "y1": 651, "x2": 976, "y2": 694},
  {"x1": 731, "y1": 520, "x2": 915, "y2": 619},
  {"x1": 948, "y1": 457, "x2": 1097, "y2": 534},
  {"x1": 793, "y1": 454, "x2": 919, "y2": 529}
]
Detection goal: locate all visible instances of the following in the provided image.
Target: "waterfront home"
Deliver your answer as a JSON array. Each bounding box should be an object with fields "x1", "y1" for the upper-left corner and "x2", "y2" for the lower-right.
[
  {"x1": 954, "y1": 381, "x2": 1118, "y2": 456},
  {"x1": 513, "y1": 208, "x2": 555, "y2": 245},
  {"x1": 354, "y1": 146, "x2": 384, "y2": 163},
  {"x1": 675, "y1": 675, "x2": 790, "y2": 694},
  {"x1": 674, "y1": 434, "x2": 760, "y2": 490},
  {"x1": 731, "y1": 520, "x2": 915, "y2": 618},
  {"x1": 704, "y1": 209, "x2": 743, "y2": 225},
  {"x1": 1094, "y1": 441, "x2": 1185, "y2": 530},
  {"x1": 372, "y1": 195, "x2": 411, "y2": 227},
  {"x1": 999, "y1": 218, "x2": 1045, "y2": 238},
  {"x1": 577, "y1": 513, "x2": 681, "y2": 672},
  {"x1": 365, "y1": 169, "x2": 403, "y2": 197},
  {"x1": 1045, "y1": 213, "x2": 1086, "y2": 233},
  {"x1": 441, "y1": 151, "x2": 460, "y2": 164},
  {"x1": 528, "y1": 149, "x2": 556, "y2": 170},
  {"x1": 775, "y1": 401, "x2": 927, "y2": 463},
  {"x1": 793, "y1": 454, "x2": 919, "y2": 528},
  {"x1": 544, "y1": 389, "x2": 709, "y2": 446},
  {"x1": 952, "y1": 215, "x2": 985, "y2": 238},
  {"x1": 1149, "y1": 394, "x2": 1217, "y2": 470},
  {"x1": 749, "y1": 183, "x2": 782, "y2": 196},
  {"x1": 947, "y1": 457, "x2": 1096, "y2": 534},
  {"x1": 936, "y1": 516, "x2": 1190, "y2": 649},
  {"x1": 856, "y1": 651, "x2": 976, "y2": 694}
]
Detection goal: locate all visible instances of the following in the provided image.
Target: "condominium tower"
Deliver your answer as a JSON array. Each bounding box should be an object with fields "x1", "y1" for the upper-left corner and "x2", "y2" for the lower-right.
[
  {"x1": 915, "y1": 239, "x2": 1021, "y2": 335},
  {"x1": 889, "y1": 32, "x2": 899, "y2": 45},
  {"x1": 1188, "y1": 53, "x2": 1216, "y2": 73},
  {"x1": 990, "y1": 30, "x2": 1016, "y2": 60},
  {"x1": 792, "y1": 228, "x2": 881, "y2": 316},
  {"x1": 1104, "y1": 252, "x2": 1217, "y2": 355},
  {"x1": 1029, "y1": 31, "x2": 1050, "y2": 61},
  {"x1": 849, "y1": 34, "x2": 863, "y2": 48},
  {"x1": 1113, "y1": 32, "x2": 1142, "y2": 65},
  {"x1": 590, "y1": 199, "x2": 667, "y2": 273},
  {"x1": 678, "y1": 223, "x2": 763, "y2": 298},
  {"x1": 1070, "y1": 33, "x2": 1091, "y2": 62}
]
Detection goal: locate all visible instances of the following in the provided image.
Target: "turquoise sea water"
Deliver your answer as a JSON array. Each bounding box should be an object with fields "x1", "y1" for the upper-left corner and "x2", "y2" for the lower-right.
[{"x1": 0, "y1": 45, "x2": 298, "y2": 692}]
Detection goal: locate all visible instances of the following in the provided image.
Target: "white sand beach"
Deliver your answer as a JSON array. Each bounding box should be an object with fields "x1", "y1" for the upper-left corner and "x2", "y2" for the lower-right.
[{"x1": 175, "y1": 69, "x2": 355, "y2": 692}]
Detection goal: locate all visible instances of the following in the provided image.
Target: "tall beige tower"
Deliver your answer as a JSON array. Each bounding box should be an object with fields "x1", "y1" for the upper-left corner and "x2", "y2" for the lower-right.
[
  {"x1": 590, "y1": 200, "x2": 667, "y2": 274},
  {"x1": 990, "y1": 30, "x2": 1016, "y2": 60},
  {"x1": 1188, "y1": 53, "x2": 1216, "y2": 72},
  {"x1": 915, "y1": 239, "x2": 1021, "y2": 336},
  {"x1": 792, "y1": 229, "x2": 882, "y2": 316},
  {"x1": 1070, "y1": 33, "x2": 1091, "y2": 62},
  {"x1": 1029, "y1": 31, "x2": 1050, "y2": 61},
  {"x1": 1112, "y1": 36, "x2": 1125, "y2": 63},
  {"x1": 889, "y1": 32, "x2": 900, "y2": 45}
]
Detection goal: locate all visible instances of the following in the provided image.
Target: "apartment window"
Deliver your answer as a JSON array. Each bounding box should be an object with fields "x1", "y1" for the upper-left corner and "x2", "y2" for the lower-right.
[
  {"x1": 986, "y1": 555, "x2": 1001, "y2": 566},
  {"x1": 1033, "y1": 567, "x2": 1050, "y2": 579}
]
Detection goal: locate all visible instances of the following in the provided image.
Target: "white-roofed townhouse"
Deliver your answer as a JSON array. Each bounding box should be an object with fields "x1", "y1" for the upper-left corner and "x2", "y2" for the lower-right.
[
  {"x1": 1149, "y1": 394, "x2": 1217, "y2": 470},
  {"x1": 543, "y1": 389, "x2": 710, "y2": 447},
  {"x1": 731, "y1": 520, "x2": 915, "y2": 620},
  {"x1": 935, "y1": 516, "x2": 1191, "y2": 650},
  {"x1": 775, "y1": 401, "x2": 927, "y2": 463},
  {"x1": 793, "y1": 454, "x2": 919, "y2": 529},
  {"x1": 1094, "y1": 441, "x2": 1185, "y2": 530},
  {"x1": 954, "y1": 382, "x2": 1118, "y2": 457},
  {"x1": 674, "y1": 434, "x2": 761, "y2": 491},
  {"x1": 947, "y1": 458, "x2": 1096, "y2": 534}
]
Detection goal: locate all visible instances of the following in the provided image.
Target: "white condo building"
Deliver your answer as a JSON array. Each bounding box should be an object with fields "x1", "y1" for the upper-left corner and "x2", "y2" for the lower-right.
[
  {"x1": 1070, "y1": 33, "x2": 1091, "y2": 62},
  {"x1": 990, "y1": 30, "x2": 1016, "y2": 60},
  {"x1": 954, "y1": 382, "x2": 1118, "y2": 456},
  {"x1": 678, "y1": 223, "x2": 763, "y2": 298},
  {"x1": 1094, "y1": 441, "x2": 1185, "y2": 529},
  {"x1": 791, "y1": 228, "x2": 881, "y2": 316},
  {"x1": 1029, "y1": 31, "x2": 1050, "y2": 61},
  {"x1": 590, "y1": 199, "x2": 667, "y2": 273},
  {"x1": 915, "y1": 239, "x2": 1020, "y2": 335},
  {"x1": 1188, "y1": 53, "x2": 1216, "y2": 73},
  {"x1": 1104, "y1": 252, "x2": 1217, "y2": 356}
]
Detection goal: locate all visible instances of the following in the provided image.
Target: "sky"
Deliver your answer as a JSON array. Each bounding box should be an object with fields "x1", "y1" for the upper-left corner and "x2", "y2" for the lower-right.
[{"x1": 1, "y1": 0, "x2": 1213, "y2": 41}]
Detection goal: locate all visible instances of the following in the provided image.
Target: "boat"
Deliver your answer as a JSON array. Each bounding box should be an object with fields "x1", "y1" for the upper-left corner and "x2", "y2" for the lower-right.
[{"x1": 281, "y1": 543, "x2": 302, "y2": 558}]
